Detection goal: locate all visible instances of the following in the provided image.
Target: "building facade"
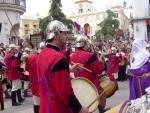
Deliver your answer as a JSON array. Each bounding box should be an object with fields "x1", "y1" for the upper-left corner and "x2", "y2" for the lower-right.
[
  {"x1": 132, "y1": 0, "x2": 150, "y2": 40},
  {"x1": 68, "y1": 0, "x2": 129, "y2": 36},
  {"x1": 20, "y1": 18, "x2": 40, "y2": 39},
  {"x1": 0, "y1": 0, "x2": 26, "y2": 45}
]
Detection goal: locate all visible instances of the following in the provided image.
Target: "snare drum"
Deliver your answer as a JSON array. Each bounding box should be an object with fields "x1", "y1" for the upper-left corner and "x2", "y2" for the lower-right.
[
  {"x1": 100, "y1": 76, "x2": 118, "y2": 98},
  {"x1": 71, "y1": 77, "x2": 100, "y2": 112}
]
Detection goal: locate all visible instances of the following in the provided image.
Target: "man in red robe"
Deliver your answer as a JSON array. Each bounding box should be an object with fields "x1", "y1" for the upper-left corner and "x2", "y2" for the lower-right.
[
  {"x1": 4, "y1": 44, "x2": 24, "y2": 106},
  {"x1": 107, "y1": 47, "x2": 121, "y2": 80},
  {"x1": 26, "y1": 53, "x2": 39, "y2": 113},
  {"x1": 25, "y1": 42, "x2": 45, "y2": 113},
  {"x1": 70, "y1": 34, "x2": 106, "y2": 112},
  {"x1": 36, "y1": 20, "x2": 89, "y2": 113}
]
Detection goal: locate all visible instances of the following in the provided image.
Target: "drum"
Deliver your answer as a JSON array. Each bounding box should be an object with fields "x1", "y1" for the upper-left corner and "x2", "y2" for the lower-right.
[
  {"x1": 71, "y1": 77, "x2": 104, "y2": 112},
  {"x1": 100, "y1": 76, "x2": 118, "y2": 98}
]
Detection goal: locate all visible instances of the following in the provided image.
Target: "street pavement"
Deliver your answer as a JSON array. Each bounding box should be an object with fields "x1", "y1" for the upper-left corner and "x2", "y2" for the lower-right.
[{"x1": 1, "y1": 80, "x2": 129, "y2": 113}]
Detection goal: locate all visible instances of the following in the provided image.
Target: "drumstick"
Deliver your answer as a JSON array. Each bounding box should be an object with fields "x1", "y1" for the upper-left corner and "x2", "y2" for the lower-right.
[
  {"x1": 87, "y1": 91, "x2": 105, "y2": 109},
  {"x1": 71, "y1": 62, "x2": 92, "y2": 73}
]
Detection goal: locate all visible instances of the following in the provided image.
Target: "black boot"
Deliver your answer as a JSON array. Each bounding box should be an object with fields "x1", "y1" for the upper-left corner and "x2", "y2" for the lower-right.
[
  {"x1": 11, "y1": 91, "x2": 21, "y2": 106},
  {"x1": 1, "y1": 102, "x2": 4, "y2": 110},
  {"x1": 34, "y1": 105, "x2": 39, "y2": 113},
  {"x1": 17, "y1": 89, "x2": 25, "y2": 103}
]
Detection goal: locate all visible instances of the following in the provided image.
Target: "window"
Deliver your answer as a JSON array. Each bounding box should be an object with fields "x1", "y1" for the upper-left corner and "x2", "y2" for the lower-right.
[
  {"x1": 0, "y1": 23, "x2": 2, "y2": 32},
  {"x1": 87, "y1": 9, "x2": 91, "y2": 12},
  {"x1": 79, "y1": 9, "x2": 83, "y2": 13},
  {"x1": 33, "y1": 25, "x2": 37, "y2": 28},
  {"x1": 25, "y1": 24, "x2": 29, "y2": 28}
]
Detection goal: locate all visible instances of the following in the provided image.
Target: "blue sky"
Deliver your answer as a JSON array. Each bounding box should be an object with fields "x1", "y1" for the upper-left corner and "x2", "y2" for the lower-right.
[{"x1": 22, "y1": 0, "x2": 132, "y2": 18}]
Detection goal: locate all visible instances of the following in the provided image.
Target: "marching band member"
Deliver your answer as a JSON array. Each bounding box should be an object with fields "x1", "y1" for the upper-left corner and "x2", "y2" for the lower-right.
[
  {"x1": 36, "y1": 20, "x2": 89, "y2": 113},
  {"x1": 4, "y1": 44, "x2": 24, "y2": 106},
  {"x1": 25, "y1": 42, "x2": 45, "y2": 113},
  {"x1": 21, "y1": 47, "x2": 32, "y2": 97},
  {"x1": 70, "y1": 34, "x2": 106, "y2": 112},
  {"x1": 107, "y1": 47, "x2": 121, "y2": 81},
  {"x1": 117, "y1": 49, "x2": 127, "y2": 81}
]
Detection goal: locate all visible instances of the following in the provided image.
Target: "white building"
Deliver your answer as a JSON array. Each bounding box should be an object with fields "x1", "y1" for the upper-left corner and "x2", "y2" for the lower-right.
[
  {"x1": 0, "y1": 0, "x2": 26, "y2": 45},
  {"x1": 68, "y1": 0, "x2": 129, "y2": 36},
  {"x1": 132, "y1": 0, "x2": 150, "y2": 40},
  {"x1": 20, "y1": 17, "x2": 40, "y2": 39}
]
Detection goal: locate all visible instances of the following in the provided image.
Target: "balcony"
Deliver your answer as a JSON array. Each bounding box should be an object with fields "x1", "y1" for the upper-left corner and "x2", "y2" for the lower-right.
[{"x1": 0, "y1": 0, "x2": 26, "y2": 14}]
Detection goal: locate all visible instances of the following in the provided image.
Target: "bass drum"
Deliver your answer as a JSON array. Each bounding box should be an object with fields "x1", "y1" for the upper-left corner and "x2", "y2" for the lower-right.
[
  {"x1": 100, "y1": 76, "x2": 118, "y2": 98},
  {"x1": 71, "y1": 77, "x2": 106, "y2": 112}
]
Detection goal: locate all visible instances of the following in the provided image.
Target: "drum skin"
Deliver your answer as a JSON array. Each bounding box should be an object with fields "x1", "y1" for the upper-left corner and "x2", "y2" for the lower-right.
[
  {"x1": 72, "y1": 77, "x2": 101, "y2": 112},
  {"x1": 100, "y1": 76, "x2": 118, "y2": 98}
]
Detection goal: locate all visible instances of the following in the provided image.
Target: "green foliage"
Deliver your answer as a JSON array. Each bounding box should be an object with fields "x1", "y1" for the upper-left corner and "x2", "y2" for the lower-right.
[
  {"x1": 39, "y1": 16, "x2": 52, "y2": 32},
  {"x1": 96, "y1": 9, "x2": 120, "y2": 40},
  {"x1": 95, "y1": 31, "x2": 104, "y2": 40},
  {"x1": 105, "y1": 34, "x2": 113, "y2": 40},
  {"x1": 49, "y1": 0, "x2": 66, "y2": 20},
  {"x1": 39, "y1": 0, "x2": 73, "y2": 33}
]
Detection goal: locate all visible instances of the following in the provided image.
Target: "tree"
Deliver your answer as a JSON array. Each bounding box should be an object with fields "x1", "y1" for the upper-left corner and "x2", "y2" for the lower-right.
[
  {"x1": 49, "y1": 0, "x2": 66, "y2": 20},
  {"x1": 96, "y1": 10, "x2": 120, "y2": 40},
  {"x1": 39, "y1": 16, "x2": 52, "y2": 32},
  {"x1": 39, "y1": 0, "x2": 73, "y2": 32}
]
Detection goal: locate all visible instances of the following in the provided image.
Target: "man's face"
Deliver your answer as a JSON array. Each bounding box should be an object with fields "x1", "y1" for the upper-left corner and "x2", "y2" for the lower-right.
[{"x1": 57, "y1": 31, "x2": 67, "y2": 48}]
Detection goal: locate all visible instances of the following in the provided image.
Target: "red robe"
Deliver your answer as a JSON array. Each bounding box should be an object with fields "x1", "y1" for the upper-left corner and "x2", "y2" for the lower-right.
[
  {"x1": 108, "y1": 54, "x2": 121, "y2": 74},
  {"x1": 26, "y1": 53, "x2": 39, "y2": 96},
  {"x1": 4, "y1": 52, "x2": 22, "y2": 80},
  {"x1": 37, "y1": 44, "x2": 81, "y2": 113},
  {"x1": 70, "y1": 49, "x2": 104, "y2": 92}
]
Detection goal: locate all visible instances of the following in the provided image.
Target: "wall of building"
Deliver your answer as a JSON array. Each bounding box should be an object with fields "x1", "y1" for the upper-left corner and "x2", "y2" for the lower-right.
[
  {"x1": 20, "y1": 18, "x2": 40, "y2": 39},
  {"x1": 133, "y1": 0, "x2": 149, "y2": 18},
  {"x1": 133, "y1": 21, "x2": 147, "y2": 39},
  {"x1": 0, "y1": 10, "x2": 21, "y2": 45},
  {"x1": 69, "y1": 9, "x2": 129, "y2": 35},
  {"x1": 132, "y1": 0, "x2": 149, "y2": 40}
]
